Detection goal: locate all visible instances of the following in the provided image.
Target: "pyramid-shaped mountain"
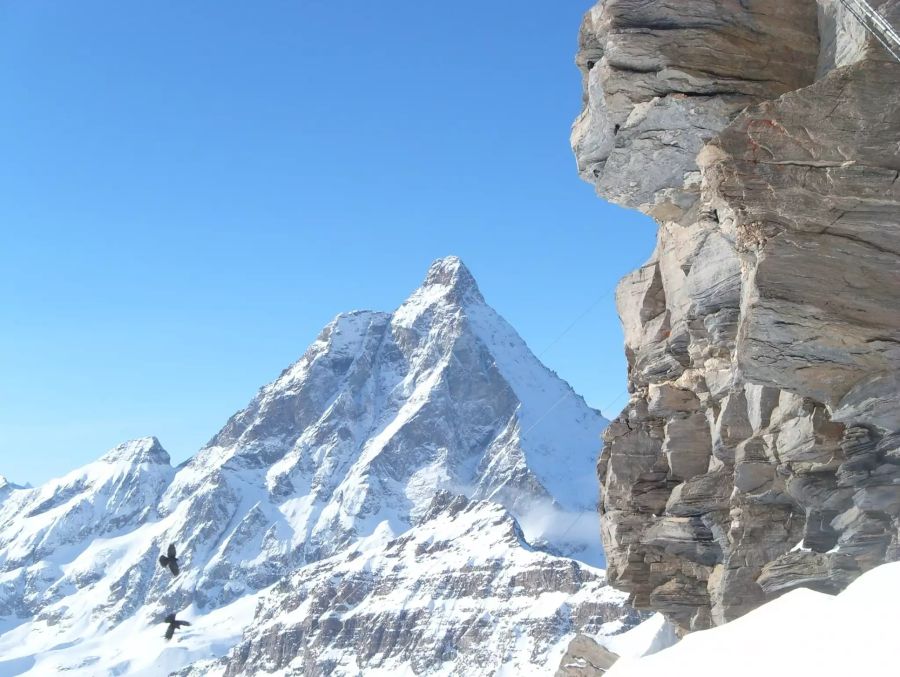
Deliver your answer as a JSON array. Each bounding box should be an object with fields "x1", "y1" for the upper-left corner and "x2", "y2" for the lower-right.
[{"x1": 0, "y1": 257, "x2": 632, "y2": 676}]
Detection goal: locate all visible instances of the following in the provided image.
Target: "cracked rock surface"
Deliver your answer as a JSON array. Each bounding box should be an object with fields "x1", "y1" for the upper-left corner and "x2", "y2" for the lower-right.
[{"x1": 574, "y1": 0, "x2": 900, "y2": 632}]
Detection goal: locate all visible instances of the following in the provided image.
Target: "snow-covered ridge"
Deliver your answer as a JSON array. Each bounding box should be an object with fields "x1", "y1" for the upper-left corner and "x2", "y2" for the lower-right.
[
  {"x1": 0, "y1": 257, "x2": 624, "y2": 675},
  {"x1": 203, "y1": 496, "x2": 633, "y2": 677},
  {"x1": 606, "y1": 561, "x2": 900, "y2": 677},
  {"x1": 0, "y1": 437, "x2": 173, "y2": 574},
  {"x1": 0, "y1": 476, "x2": 28, "y2": 504}
]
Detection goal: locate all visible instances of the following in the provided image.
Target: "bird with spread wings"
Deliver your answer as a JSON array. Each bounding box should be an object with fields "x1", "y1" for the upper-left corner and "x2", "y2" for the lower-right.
[
  {"x1": 158, "y1": 543, "x2": 180, "y2": 577},
  {"x1": 163, "y1": 613, "x2": 191, "y2": 640}
]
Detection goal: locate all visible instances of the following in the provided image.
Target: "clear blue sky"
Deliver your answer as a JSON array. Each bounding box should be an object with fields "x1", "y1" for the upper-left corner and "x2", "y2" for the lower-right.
[{"x1": 0, "y1": 1, "x2": 656, "y2": 485}]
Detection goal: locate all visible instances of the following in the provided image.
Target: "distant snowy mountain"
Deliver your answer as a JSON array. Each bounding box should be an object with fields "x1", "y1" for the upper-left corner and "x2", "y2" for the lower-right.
[
  {"x1": 0, "y1": 476, "x2": 28, "y2": 504},
  {"x1": 0, "y1": 257, "x2": 631, "y2": 676}
]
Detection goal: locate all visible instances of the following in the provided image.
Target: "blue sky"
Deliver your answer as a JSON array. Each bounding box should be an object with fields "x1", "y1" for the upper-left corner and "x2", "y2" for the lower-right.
[{"x1": 0, "y1": 1, "x2": 656, "y2": 485}]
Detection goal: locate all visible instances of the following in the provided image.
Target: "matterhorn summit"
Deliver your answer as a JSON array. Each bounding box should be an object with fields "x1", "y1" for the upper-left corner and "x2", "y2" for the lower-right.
[{"x1": 0, "y1": 257, "x2": 635, "y2": 676}]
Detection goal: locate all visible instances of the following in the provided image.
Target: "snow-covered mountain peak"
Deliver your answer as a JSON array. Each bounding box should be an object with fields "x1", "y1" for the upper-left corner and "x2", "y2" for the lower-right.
[
  {"x1": 156, "y1": 257, "x2": 607, "y2": 568},
  {"x1": 0, "y1": 259, "x2": 623, "y2": 676},
  {"x1": 98, "y1": 436, "x2": 171, "y2": 466},
  {"x1": 0, "y1": 475, "x2": 25, "y2": 501},
  {"x1": 420, "y1": 255, "x2": 483, "y2": 303},
  {"x1": 0, "y1": 438, "x2": 175, "y2": 604},
  {"x1": 394, "y1": 256, "x2": 484, "y2": 327}
]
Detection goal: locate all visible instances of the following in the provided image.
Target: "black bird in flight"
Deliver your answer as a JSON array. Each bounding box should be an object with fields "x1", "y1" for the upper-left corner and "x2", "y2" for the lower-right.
[
  {"x1": 163, "y1": 613, "x2": 191, "y2": 640},
  {"x1": 158, "y1": 543, "x2": 180, "y2": 577}
]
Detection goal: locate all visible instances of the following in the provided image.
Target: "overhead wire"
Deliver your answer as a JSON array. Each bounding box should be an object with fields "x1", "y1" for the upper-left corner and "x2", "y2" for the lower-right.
[
  {"x1": 487, "y1": 258, "x2": 648, "y2": 672},
  {"x1": 435, "y1": 4, "x2": 900, "y2": 667},
  {"x1": 838, "y1": 0, "x2": 900, "y2": 63}
]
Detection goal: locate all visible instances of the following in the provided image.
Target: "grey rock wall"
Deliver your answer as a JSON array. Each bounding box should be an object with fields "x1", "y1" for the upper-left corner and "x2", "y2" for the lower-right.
[{"x1": 574, "y1": 0, "x2": 900, "y2": 632}]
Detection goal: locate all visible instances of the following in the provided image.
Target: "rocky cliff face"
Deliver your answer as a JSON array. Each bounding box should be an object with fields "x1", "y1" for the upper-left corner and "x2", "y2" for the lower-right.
[{"x1": 574, "y1": 0, "x2": 900, "y2": 632}]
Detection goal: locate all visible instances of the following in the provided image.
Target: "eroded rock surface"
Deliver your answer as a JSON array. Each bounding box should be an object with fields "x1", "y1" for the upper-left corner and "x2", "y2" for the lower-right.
[
  {"x1": 555, "y1": 634, "x2": 619, "y2": 677},
  {"x1": 575, "y1": 0, "x2": 900, "y2": 631}
]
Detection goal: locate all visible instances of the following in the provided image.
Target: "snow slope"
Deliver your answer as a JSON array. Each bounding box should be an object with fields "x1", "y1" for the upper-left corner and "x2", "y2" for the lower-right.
[
  {"x1": 597, "y1": 613, "x2": 677, "y2": 660},
  {"x1": 607, "y1": 561, "x2": 900, "y2": 677},
  {"x1": 0, "y1": 257, "x2": 624, "y2": 676},
  {"x1": 0, "y1": 586, "x2": 261, "y2": 677}
]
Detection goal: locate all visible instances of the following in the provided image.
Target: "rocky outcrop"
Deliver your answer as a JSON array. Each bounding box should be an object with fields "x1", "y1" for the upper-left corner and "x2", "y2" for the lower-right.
[
  {"x1": 555, "y1": 635, "x2": 619, "y2": 677},
  {"x1": 574, "y1": 0, "x2": 900, "y2": 632}
]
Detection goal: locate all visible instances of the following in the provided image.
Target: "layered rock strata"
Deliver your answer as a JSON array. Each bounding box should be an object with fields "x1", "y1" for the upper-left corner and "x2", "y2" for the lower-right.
[{"x1": 574, "y1": 0, "x2": 900, "y2": 632}]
